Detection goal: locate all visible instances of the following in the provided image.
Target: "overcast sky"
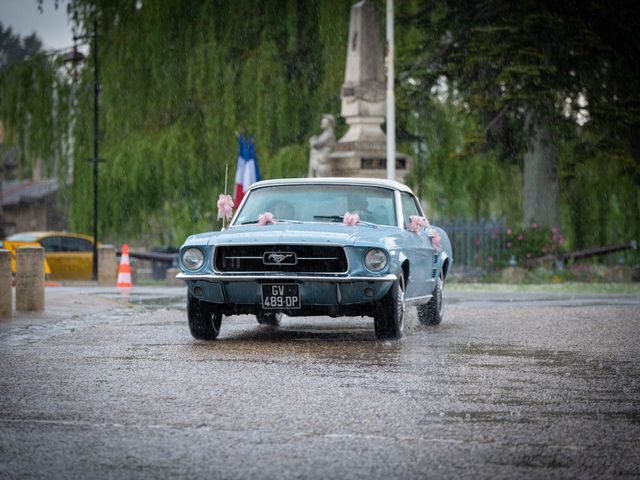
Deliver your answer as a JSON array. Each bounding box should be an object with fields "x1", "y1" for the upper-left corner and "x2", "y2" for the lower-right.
[{"x1": 0, "y1": 0, "x2": 73, "y2": 51}]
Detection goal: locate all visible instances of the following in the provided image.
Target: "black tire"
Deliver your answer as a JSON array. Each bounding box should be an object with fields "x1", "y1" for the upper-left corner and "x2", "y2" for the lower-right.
[
  {"x1": 256, "y1": 312, "x2": 282, "y2": 326},
  {"x1": 418, "y1": 273, "x2": 444, "y2": 325},
  {"x1": 374, "y1": 273, "x2": 405, "y2": 340},
  {"x1": 187, "y1": 292, "x2": 222, "y2": 340}
]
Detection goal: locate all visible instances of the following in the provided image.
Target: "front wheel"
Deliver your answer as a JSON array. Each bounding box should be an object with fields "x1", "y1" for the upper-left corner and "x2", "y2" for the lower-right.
[
  {"x1": 187, "y1": 292, "x2": 222, "y2": 340},
  {"x1": 418, "y1": 273, "x2": 444, "y2": 325},
  {"x1": 374, "y1": 274, "x2": 405, "y2": 340}
]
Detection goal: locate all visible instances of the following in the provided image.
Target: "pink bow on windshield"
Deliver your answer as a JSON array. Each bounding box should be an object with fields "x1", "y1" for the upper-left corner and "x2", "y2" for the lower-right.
[
  {"x1": 216, "y1": 194, "x2": 234, "y2": 221},
  {"x1": 258, "y1": 212, "x2": 275, "y2": 225},
  {"x1": 408, "y1": 215, "x2": 430, "y2": 235},
  {"x1": 343, "y1": 212, "x2": 360, "y2": 226}
]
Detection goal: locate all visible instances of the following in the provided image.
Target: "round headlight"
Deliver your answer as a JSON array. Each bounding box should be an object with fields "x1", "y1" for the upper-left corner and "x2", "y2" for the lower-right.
[
  {"x1": 182, "y1": 248, "x2": 205, "y2": 271},
  {"x1": 364, "y1": 248, "x2": 388, "y2": 272}
]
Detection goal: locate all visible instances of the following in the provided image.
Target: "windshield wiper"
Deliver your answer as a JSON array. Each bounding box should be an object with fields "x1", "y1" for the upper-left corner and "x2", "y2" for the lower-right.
[
  {"x1": 276, "y1": 218, "x2": 302, "y2": 224},
  {"x1": 313, "y1": 215, "x2": 378, "y2": 228},
  {"x1": 240, "y1": 219, "x2": 302, "y2": 225}
]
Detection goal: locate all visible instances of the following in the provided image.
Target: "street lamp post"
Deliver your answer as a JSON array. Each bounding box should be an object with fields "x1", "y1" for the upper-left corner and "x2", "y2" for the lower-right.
[
  {"x1": 386, "y1": 0, "x2": 395, "y2": 181},
  {"x1": 66, "y1": 17, "x2": 101, "y2": 281},
  {"x1": 89, "y1": 16, "x2": 100, "y2": 282}
]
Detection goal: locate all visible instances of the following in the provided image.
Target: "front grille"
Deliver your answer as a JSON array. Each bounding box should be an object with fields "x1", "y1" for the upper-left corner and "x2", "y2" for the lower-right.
[{"x1": 214, "y1": 244, "x2": 348, "y2": 273}]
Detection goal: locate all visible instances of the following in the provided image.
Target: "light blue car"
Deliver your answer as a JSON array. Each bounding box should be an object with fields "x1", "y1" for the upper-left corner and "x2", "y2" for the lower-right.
[{"x1": 177, "y1": 178, "x2": 452, "y2": 340}]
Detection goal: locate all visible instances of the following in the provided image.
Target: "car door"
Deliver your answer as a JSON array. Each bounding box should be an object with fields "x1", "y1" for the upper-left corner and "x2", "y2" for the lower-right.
[
  {"x1": 39, "y1": 236, "x2": 65, "y2": 278},
  {"x1": 61, "y1": 236, "x2": 94, "y2": 280},
  {"x1": 41, "y1": 236, "x2": 93, "y2": 280},
  {"x1": 398, "y1": 192, "x2": 437, "y2": 300}
]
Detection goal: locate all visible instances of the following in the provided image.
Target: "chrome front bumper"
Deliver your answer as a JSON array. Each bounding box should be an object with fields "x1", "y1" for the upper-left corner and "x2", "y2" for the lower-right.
[
  {"x1": 177, "y1": 272, "x2": 398, "y2": 307},
  {"x1": 176, "y1": 273, "x2": 398, "y2": 283}
]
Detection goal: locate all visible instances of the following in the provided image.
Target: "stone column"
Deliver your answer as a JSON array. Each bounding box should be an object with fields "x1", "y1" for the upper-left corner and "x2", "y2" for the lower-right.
[
  {"x1": 98, "y1": 245, "x2": 117, "y2": 286},
  {"x1": 16, "y1": 246, "x2": 45, "y2": 312},
  {"x1": 329, "y1": 0, "x2": 410, "y2": 181},
  {"x1": 0, "y1": 249, "x2": 12, "y2": 319}
]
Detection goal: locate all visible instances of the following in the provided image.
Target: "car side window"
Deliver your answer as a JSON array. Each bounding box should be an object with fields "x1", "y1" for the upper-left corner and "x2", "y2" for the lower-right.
[
  {"x1": 40, "y1": 236, "x2": 62, "y2": 252},
  {"x1": 400, "y1": 193, "x2": 421, "y2": 227},
  {"x1": 61, "y1": 237, "x2": 93, "y2": 252}
]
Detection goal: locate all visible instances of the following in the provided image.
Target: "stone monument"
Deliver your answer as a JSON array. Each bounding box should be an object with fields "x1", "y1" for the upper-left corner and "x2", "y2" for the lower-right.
[
  {"x1": 308, "y1": 114, "x2": 336, "y2": 177},
  {"x1": 328, "y1": 0, "x2": 409, "y2": 181}
]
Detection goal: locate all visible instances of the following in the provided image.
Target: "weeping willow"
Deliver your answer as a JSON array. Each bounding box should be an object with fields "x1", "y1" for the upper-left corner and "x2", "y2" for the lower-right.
[
  {"x1": 0, "y1": 51, "x2": 73, "y2": 180},
  {"x1": 1, "y1": 0, "x2": 353, "y2": 244}
]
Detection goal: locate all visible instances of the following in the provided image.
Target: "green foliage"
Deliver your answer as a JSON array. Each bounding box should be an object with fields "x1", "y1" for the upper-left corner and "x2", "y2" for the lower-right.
[
  {"x1": 397, "y1": 0, "x2": 639, "y2": 263},
  {"x1": 400, "y1": 86, "x2": 521, "y2": 223},
  {"x1": 560, "y1": 129, "x2": 640, "y2": 259},
  {"x1": 62, "y1": 0, "x2": 352, "y2": 245},
  {"x1": 0, "y1": 23, "x2": 71, "y2": 179},
  {"x1": 262, "y1": 144, "x2": 308, "y2": 180}
]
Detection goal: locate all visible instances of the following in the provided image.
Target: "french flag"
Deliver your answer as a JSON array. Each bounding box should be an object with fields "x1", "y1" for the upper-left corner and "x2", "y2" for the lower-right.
[{"x1": 234, "y1": 135, "x2": 261, "y2": 205}]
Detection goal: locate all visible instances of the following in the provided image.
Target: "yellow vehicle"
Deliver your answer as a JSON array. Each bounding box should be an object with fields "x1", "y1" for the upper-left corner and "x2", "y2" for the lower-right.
[{"x1": 3, "y1": 231, "x2": 97, "y2": 281}]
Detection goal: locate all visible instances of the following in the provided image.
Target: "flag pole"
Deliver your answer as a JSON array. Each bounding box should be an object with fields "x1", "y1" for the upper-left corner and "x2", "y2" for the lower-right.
[
  {"x1": 222, "y1": 161, "x2": 229, "y2": 230},
  {"x1": 224, "y1": 162, "x2": 229, "y2": 196}
]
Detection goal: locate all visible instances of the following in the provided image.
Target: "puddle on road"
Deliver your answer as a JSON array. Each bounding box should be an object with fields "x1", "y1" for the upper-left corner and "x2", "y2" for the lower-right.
[
  {"x1": 454, "y1": 343, "x2": 638, "y2": 375},
  {"x1": 436, "y1": 342, "x2": 640, "y2": 427},
  {"x1": 178, "y1": 315, "x2": 411, "y2": 373},
  {"x1": 128, "y1": 296, "x2": 185, "y2": 310},
  {"x1": 0, "y1": 309, "x2": 137, "y2": 348},
  {"x1": 455, "y1": 343, "x2": 582, "y2": 368},
  {"x1": 447, "y1": 292, "x2": 640, "y2": 307},
  {"x1": 0, "y1": 294, "x2": 185, "y2": 348},
  {"x1": 94, "y1": 291, "x2": 186, "y2": 311}
]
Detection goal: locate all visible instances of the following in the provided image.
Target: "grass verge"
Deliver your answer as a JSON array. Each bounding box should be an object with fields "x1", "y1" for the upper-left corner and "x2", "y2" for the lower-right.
[{"x1": 447, "y1": 282, "x2": 640, "y2": 295}]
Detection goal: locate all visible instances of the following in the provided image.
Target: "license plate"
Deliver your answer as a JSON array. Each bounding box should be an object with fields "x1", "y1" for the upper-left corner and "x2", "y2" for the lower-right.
[{"x1": 261, "y1": 284, "x2": 301, "y2": 309}]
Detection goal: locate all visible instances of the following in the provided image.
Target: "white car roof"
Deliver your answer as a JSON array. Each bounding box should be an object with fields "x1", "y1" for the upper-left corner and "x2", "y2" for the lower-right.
[{"x1": 249, "y1": 177, "x2": 415, "y2": 194}]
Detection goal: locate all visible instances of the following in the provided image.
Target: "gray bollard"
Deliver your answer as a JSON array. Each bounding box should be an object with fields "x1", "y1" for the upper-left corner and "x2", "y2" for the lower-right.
[
  {"x1": 16, "y1": 246, "x2": 45, "y2": 312},
  {"x1": 98, "y1": 245, "x2": 117, "y2": 286},
  {"x1": 0, "y1": 249, "x2": 12, "y2": 319},
  {"x1": 165, "y1": 267, "x2": 183, "y2": 287}
]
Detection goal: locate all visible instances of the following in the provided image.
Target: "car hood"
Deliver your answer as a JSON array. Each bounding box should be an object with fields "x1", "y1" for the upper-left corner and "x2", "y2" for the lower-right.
[{"x1": 205, "y1": 222, "x2": 400, "y2": 248}]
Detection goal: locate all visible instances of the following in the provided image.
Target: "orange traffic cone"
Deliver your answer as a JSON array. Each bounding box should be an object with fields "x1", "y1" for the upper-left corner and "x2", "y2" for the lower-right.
[{"x1": 116, "y1": 244, "x2": 133, "y2": 288}]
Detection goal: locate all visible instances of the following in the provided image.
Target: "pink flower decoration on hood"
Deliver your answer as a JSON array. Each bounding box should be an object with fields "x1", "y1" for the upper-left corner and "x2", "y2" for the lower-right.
[
  {"x1": 428, "y1": 229, "x2": 442, "y2": 250},
  {"x1": 258, "y1": 212, "x2": 275, "y2": 225},
  {"x1": 408, "y1": 215, "x2": 430, "y2": 235},
  {"x1": 216, "y1": 194, "x2": 234, "y2": 221},
  {"x1": 343, "y1": 212, "x2": 360, "y2": 226}
]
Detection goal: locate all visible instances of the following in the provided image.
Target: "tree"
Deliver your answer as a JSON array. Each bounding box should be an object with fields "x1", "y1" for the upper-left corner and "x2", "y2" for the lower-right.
[
  {"x1": 398, "y1": 0, "x2": 640, "y2": 229},
  {"x1": 0, "y1": 23, "x2": 51, "y2": 238}
]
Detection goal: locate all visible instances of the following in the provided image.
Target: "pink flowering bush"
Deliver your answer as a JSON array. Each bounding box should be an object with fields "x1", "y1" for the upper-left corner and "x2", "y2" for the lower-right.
[{"x1": 503, "y1": 224, "x2": 566, "y2": 267}]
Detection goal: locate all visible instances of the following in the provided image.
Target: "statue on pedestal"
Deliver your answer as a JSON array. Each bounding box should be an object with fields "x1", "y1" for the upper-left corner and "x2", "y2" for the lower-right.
[{"x1": 308, "y1": 114, "x2": 336, "y2": 177}]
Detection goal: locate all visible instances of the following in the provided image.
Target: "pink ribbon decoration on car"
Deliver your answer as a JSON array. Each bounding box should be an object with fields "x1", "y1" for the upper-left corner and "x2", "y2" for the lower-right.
[
  {"x1": 428, "y1": 229, "x2": 442, "y2": 250},
  {"x1": 343, "y1": 212, "x2": 360, "y2": 226},
  {"x1": 258, "y1": 212, "x2": 275, "y2": 225},
  {"x1": 408, "y1": 215, "x2": 429, "y2": 235},
  {"x1": 216, "y1": 194, "x2": 234, "y2": 221}
]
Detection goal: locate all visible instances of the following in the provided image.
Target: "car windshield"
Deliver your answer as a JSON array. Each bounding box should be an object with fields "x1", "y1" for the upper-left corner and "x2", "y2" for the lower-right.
[{"x1": 233, "y1": 184, "x2": 397, "y2": 227}]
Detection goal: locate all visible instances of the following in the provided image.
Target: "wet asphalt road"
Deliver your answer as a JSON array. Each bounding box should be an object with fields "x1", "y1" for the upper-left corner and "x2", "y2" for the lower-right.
[{"x1": 1, "y1": 287, "x2": 639, "y2": 479}]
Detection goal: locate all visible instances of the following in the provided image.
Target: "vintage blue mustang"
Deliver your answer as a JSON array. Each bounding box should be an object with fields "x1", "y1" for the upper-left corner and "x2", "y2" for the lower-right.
[{"x1": 177, "y1": 178, "x2": 452, "y2": 340}]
